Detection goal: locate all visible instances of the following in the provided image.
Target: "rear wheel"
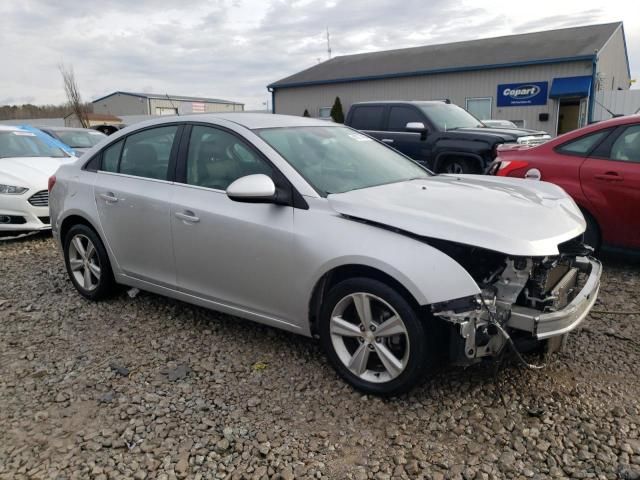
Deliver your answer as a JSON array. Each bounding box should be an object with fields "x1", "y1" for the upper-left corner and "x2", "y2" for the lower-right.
[
  {"x1": 63, "y1": 224, "x2": 115, "y2": 300},
  {"x1": 319, "y1": 278, "x2": 433, "y2": 395},
  {"x1": 438, "y1": 157, "x2": 479, "y2": 174}
]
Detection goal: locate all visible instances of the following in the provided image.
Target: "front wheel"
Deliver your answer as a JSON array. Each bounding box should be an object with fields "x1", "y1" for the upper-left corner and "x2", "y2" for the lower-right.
[
  {"x1": 438, "y1": 157, "x2": 479, "y2": 174},
  {"x1": 319, "y1": 278, "x2": 433, "y2": 396}
]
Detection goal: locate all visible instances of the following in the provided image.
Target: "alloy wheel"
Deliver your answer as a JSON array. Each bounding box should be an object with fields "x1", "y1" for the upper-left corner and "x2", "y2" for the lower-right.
[
  {"x1": 329, "y1": 292, "x2": 410, "y2": 383},
  {"x1": 68, "y1": 234, "x2": 101, "y2": 291}
]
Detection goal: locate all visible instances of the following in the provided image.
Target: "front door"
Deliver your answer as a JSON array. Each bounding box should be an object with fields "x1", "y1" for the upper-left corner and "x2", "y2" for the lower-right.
[
  {"x1": 581, "y1": 124, "x2": 640, "y2": 248},
  {"x1": 94, "y1": 124, "x2": 181, "y2": 286},
  {"x1": 384, "y1": 105, "x2": 430, "y2": 165},
  {"x1": 171, "y1": 124, "x2": 296, "y2": 320},
  {"x1": 557, "y1": 99, "x2": 581, "y2": 135}
]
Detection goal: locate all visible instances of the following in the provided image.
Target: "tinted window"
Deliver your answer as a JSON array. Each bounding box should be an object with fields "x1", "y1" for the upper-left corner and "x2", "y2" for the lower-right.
[
  {"x1": 388, "y1": 107, "x2": 424, "y2": 131},
  {"x1": 418, "y1": 103, "x2": 484, "y2": 130},
  {"x1": 101, "y1": 140, "x2": 123, "y2": 172},
  {"x1": 349, "y1": 106, "x2": 385, "y2": 130},
  {"x1": 557, "y1": 131, "x2": 608, "y2": 156},
  {"x1": 186, "y1": 125, "x2": 272, "y2": 190},
  {"x1": 257, "y1": 126, "x2": 429, "y2": 196},
  {"x1": 119, "y1": 126, "x2": 178, "y2": 180},
  {"x1": 610, "y1": 125, "x2": 640, "y2": 162}
]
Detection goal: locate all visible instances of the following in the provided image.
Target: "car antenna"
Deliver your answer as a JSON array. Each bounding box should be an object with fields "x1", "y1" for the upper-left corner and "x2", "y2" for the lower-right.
[
  {"x1": 594, "y1": 98, "x2": 621, "y2": 118},
  {"x1": 166, "y1": 93, "x2": 180, "y2": 116}
]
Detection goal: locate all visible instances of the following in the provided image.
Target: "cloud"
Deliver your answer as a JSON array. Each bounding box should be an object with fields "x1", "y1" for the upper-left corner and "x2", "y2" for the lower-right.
[{"x1": 0, "y1": 0, "x2": 637, "y2": 111}]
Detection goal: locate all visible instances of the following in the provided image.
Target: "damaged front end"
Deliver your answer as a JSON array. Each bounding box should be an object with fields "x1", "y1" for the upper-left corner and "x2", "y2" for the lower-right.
[{"x1": 430, "y1": 238, "x2": 602, "y2": 364}]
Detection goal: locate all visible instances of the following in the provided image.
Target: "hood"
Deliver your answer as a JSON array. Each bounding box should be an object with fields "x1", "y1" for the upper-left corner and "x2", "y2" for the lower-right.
[
  {"x1": 328, "y1": 176, "x2": 585, "y2": 257},
  {"x1": 454, "y1": 126, "x2": 547, "y2": 140},
  {"x1": 497, "y1": 143, "x2": 536, "y2": 153},
  {"x1": 0, "y1": 156, "x2": 76, "y2": 189}
]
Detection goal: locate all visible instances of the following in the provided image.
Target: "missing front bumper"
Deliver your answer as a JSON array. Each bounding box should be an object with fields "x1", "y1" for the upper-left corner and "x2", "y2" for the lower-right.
[{"x1": 507, "y1": 256, "x2": 601, "y2": 340}]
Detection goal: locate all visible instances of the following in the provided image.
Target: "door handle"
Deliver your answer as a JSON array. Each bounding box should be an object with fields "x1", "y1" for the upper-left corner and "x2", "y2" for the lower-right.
[
  {"x1": 594, "y1": 172, "x2": 623, "y2": 182},
  {"x1": 99, "y1": 192, "x2": 119, "y2": 203},
  {"x1": 381, "y1": 138, "x2": 394, "y2": 144},
  {"x1": 175, "y1": 211, "x2": 200, "y2": 223}
]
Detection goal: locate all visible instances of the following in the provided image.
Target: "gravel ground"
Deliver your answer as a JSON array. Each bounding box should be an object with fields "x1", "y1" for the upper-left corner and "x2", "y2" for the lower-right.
[{"x1": 1, "y1": 233, "x2": 639, "y2": 480}]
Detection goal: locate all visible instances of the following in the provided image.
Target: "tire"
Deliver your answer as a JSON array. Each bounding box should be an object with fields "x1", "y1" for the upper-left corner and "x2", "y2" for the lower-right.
[
  {"x1": 438, "y1": 157, "x2": 479, "y2": 174},
  {"x1": 319, "y1": 277, "x2": 433, "y2": 396},
  {"x1": 63, "y1": 224, "x2": 115, "y2": 300},
  {"x1": 581, "y1": 209, "x2": 601, "y2": 253}
]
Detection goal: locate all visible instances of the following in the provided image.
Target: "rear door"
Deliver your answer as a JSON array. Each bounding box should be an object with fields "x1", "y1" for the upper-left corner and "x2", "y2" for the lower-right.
[
  {"x1": 384, "y1": 105, "x2": 430, "y2": 164},
  {"x1": 348, "y1": 105, "x2": 387, "y2": 142},
  {"x1": 94, "y1": 124, "x2": 181, "y2": 286},
  {"x1": 580, "y1": 124, "x2": 640, "y2": 248}
]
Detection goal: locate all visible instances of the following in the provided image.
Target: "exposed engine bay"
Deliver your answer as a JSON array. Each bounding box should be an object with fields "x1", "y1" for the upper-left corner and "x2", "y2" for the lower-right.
[{"x1": 430, "y1": 237, "x2": 596, "y2": 364}]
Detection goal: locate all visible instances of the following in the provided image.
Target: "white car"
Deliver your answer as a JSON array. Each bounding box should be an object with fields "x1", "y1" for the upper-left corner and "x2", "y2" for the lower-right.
[{"x1": 0, "y1": 125, "x2": 75, "y2": 234}]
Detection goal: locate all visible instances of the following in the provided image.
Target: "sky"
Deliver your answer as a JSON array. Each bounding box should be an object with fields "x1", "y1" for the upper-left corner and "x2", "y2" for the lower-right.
[{"x1": 0, "y1": 0, "x2": 638, "y2": 110}]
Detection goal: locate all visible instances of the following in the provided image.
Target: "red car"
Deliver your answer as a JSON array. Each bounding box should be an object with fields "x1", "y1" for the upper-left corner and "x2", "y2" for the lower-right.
[{"x1": 491, "y1": 115, "x2": 640, "y2": 251}]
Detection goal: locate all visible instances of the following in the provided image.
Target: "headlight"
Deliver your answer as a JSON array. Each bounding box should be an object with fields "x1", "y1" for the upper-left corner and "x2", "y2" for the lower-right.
[{"x1": 0, "y1": 184, "x2": 28, "y2": 194}]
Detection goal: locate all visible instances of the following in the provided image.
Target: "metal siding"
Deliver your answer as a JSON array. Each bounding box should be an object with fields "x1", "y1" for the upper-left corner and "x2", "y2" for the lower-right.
[
  {"x1": 596, "y1": 27, "x2": 631, "y2": 91},
  {"x1": 93, "y1": 93, "x2": 149, "y2": 115},
  {"x1": 593, "y1": 90, "x2": 640, "y2": 120},
  {"x1": 148, "y1": 98, "x2": 244, "y2": 114},
  {"x1": 274, "y1": 62, "x2": 592, "y2": 133}
]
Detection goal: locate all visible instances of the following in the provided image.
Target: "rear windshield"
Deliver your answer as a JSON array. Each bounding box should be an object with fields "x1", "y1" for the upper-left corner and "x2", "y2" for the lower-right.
[
  {"x1": 53, "y1": 129, "x2": 106, "y2": 148},
  {"x1": 0, "y1": 131, "x2": 67, "y2": 158}
]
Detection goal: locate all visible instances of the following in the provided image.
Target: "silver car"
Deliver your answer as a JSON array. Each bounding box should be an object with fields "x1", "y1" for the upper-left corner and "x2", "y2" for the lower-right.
[{"x1": 49, "y1": 114, "x2": 601, "y2": 395}]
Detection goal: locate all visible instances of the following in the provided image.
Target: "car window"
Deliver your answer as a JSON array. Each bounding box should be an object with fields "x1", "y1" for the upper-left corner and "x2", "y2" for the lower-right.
[
  {"x1": 101, "y1": 139, "x2": 123, "y2": 172},
  {"x1": 0, "y1": 130, "x2": 67, "y2": 158},
  {"x1": 119, "y1": 126, "x2": 178, "y2": 180},
  {"x1": 349, "y1": 106, "x2": 385, "y2": 131},
  {"x1": 388, "y1": 107, "x2": 424, "y2": 131},
  {"x1": 185, "y1": 125, "x2": 272, "y2": 190},
  {"x1": 54, "y1": 130, "x2": 106, "y2": 148},
  {"x1": 609, "y1": 125, "x2": 640, "y2": 162},
  {"x1": 557, "y1": 131, "x2": 608, "y2": 156}
]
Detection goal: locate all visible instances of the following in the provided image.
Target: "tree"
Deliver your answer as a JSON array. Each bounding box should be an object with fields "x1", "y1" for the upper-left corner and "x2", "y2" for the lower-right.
[
  {"x1": 59, "y1": 63, "x2": 89, "y2": 128},
  {"x1": 303, "y1": 109, "x2": 310, "y2": 117},
  {"x1": 330, "y1": 96, "x2": 344, "y2": 123}
]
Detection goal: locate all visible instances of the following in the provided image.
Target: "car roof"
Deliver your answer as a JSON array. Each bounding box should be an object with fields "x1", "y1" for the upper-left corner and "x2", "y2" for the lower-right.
[
  {"x1": 351, "y1": 100, "x2": 448, "y2": 106},
  {"x1": 0, "y1": 125, "x2": 23, "y2": 132},
  {"x1": 34, "y1": 126, "x2": 100, "y2": 132},
  {"x1": 131, "y1": 113, "x2": 334, "y2": 131}
]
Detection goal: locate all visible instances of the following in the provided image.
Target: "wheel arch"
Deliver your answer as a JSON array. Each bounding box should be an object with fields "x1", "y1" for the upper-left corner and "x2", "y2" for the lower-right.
[
  {"x1": 58, "y1": 213, "x2": 118, "y2": 270},
  {"x1": 308, "y1": 264, "x2": 425, "y2": 337}
]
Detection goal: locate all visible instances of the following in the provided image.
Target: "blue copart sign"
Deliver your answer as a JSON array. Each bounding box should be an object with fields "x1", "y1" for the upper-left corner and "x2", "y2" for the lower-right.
[{"x1": 497, "y1": 82, "x2": 548, "y2": 106}]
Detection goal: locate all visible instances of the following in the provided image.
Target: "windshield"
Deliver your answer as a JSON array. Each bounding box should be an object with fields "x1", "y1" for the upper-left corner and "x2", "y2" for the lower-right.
[
  {"x1": 0, "y1": 131, "x2": 67, "y2": 158},
  {"x1": 53, "y1": 129, "x2": 106, "y2": 148},
  {"x1": 257, "y1": 126, "x2": 430, "y2": 196},
  {"x1": 419, "y1": 103, "x2": 484, "y2": 130}
]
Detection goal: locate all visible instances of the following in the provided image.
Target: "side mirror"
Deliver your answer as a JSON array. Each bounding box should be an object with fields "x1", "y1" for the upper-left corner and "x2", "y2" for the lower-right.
[
  {"x1": 405, "y1": 122, "x2": 427, "y2": 133},
  {"x1": 226, "y1": 174, "x2": 276, "y2": 203}
]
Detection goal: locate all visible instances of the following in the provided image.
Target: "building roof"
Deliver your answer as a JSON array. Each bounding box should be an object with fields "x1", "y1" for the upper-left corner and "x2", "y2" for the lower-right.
[
  {"x1": 269, "y1": 22, "x2": 623, "y2": 89},
  {"x1": 92, "y1": 91, "x2": 243, "y2": 105}
]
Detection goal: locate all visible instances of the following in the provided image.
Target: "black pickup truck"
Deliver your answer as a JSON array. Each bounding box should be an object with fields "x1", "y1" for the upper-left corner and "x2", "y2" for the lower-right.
[{"x1": 344, "y1": 101, "x2": 550, "y2": 174}]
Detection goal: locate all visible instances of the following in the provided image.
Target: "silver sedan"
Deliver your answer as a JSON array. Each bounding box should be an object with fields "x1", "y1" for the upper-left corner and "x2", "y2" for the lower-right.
[{"x1": 49, "y1": 113, "x2": 600, "y2": 395}]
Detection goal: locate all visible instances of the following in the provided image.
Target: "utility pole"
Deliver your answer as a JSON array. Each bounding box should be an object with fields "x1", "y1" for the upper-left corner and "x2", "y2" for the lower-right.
[{"x1": 326, "y1": 27, "x2": 332, "y2": 59}]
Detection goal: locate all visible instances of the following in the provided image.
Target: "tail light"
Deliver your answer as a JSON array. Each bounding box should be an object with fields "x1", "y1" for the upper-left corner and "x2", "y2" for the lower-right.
[
  {"x1": 495, "y1": 160, "x2": 529, "y2": 177},
  {"x1": 48, "y1": 175, "x2": 56, "y2": 192}
]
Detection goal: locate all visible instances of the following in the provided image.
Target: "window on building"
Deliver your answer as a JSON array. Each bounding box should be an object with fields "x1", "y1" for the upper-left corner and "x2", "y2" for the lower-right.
[
  {"x1": 155, "y1": 107, "x2": 178, "y2": 116},
  {"x1": 185, "y1": 125, "x2": 272, "y2": 190},
  {"x1": 465, "y1": 97, "x2": 492, "y2": 120},
  {"x1": 388, "y1": 106, "x2": 424, "y2": 131},
  {"x1": 609, "y1": 125, "x2": 640, "y2": 162},
  {"x1": 119, "y1": 125, "x2": 179, "y2": 180},
  {"x1": 318, "y1": 107, "x2": 332, "y2": 119},
  {"x1": 349, "y1": 106, "x2": 385, "y2": 131},
  {"x1": 556, "y1": 130, "x2": 609, "y2": 156}
]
